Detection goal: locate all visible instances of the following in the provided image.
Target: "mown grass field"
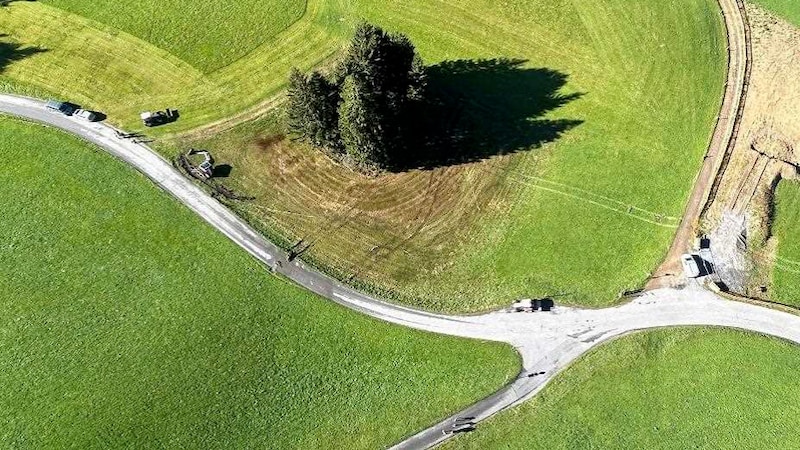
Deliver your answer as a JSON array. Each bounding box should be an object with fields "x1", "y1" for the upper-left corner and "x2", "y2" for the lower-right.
[
  {"x1": 0, "y1": 0, "x2": 348, "y2": 131},
  {"x1": 752, "y1": 0, "x2": 800, "y2": 26},
  {"x1": 0, "y1": 117, "x2": 519, "y2": 448},
  {"x1": 39, "y1": 0, "x2": 306, "y2": 72},
  {"x1": 445, "y1": 328, "x2": 800, "y2": 449},
  {"x1": 771, "y1": 180, "x2": 800, "y2": 306},
  {"x1": 172, "y1": 0, "x2": 726, "y2": 310},
  {"x1": 0, "y1": 0, "x2": 726, "y2": 311}
]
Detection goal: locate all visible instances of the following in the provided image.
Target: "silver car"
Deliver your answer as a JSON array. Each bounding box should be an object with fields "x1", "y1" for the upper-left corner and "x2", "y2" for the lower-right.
[{"x1": 74, "y1": 109, "x2": 97, "y2": 122}]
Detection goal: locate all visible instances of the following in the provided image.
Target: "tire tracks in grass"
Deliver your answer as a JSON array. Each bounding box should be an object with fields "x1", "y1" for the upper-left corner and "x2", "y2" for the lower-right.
[{"x1": 482, "y1": 165, "x2": 681, "y2": 228}]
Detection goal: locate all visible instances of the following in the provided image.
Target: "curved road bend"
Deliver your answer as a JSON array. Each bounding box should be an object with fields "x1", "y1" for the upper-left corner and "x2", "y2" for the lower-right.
[
  {"x1": 648, "y1": 0, "x2": 750, "y2": 289},
  {"x1": 0, "y1": 5, "x2": 783, "y2": 444},
  {"x1": 0, "y1": 94, "x2": 492, "y2": 339},
  {"x1": 5, "y1": 95, "x2": 800, "y2": 448}
]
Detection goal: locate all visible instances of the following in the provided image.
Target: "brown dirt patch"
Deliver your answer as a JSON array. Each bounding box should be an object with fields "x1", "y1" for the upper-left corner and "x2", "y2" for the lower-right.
[
  {"x1": 190, "y1": 122, "x2": 518, "y2": 298},
  {"x1": 703, "y1": 2, "x2": 800, "y2": 297}
]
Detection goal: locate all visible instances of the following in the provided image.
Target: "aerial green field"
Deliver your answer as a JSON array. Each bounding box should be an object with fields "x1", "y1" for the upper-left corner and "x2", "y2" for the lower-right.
[
  {"x1": 172, "y1": 0, "x2": 727, "y2": 310},
  {"x1": 752, "y1": 0, "x2": 800, "y2": 26},
  {"x1": 445, "y1": 328, "x2": 800, "y2": 449},
  {"x1": 39, "y1": 0, "x2": 307, "y2": 72},
  {"x1": 771, "y1": 180, "x2": 800, "y2": 306},
  {"x1": 0, "y1": 0, "x2": 726, "y2": 311},
  {"x1": 0, "y1": 0, "x2": 346, "y2": 131},
  {"x1": 0, "y1": 117, "x2": 519, "y2": 448}
]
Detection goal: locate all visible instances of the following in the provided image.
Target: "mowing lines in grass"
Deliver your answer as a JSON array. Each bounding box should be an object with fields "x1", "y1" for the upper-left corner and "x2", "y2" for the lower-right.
[
  {"x1": 0, "y1": 0, "x2": 726, "y2": 311},
  {"x1": 173, "y1": 0, "x2": 725, "y2": 311},
  {"x1": 39, "y1": 0, "x2": 307, "y2": 72}
]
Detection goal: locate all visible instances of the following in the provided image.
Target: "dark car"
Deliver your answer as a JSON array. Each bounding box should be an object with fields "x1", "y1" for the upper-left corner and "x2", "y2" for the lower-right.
[
  {"x1": 45, "y1": 99, "x2": 77, "y2": 116},
  {"x1": 140, "y1": 109, "x2": 178, "y2": 127}
]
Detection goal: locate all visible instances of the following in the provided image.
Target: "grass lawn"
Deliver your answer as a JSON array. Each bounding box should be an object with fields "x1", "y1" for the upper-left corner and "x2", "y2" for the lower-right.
[
  {"x1": 0, "y1": 116, "x2": 520, "y2": 448},
  {"x1": 0, "y1": 0, "x2": 726, "y2": 311},
  {"x1": 771, "y1": 180, "x2": 800, "y2": 306},
  {"x1": 751, "y1": 0, "x2": 800, "y2": 26},
  {"x1": 0, "y1": 0, "x2": 347, "y2": 132},
  {"x1": 445, "y1": 328, "x2": 800, "y2": 449},
  {"x1": 38, "y1": 0, "x2": 307, "y2": 72},
  {"x1": 170, "y1": 0, "x2": 726, "y2": 311}
]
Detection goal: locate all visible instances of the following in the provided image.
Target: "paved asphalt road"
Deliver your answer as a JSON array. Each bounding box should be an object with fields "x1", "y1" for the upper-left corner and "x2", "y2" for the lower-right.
[{"x1": 4, "y1": 76, "x2": 799, "y2": 450}]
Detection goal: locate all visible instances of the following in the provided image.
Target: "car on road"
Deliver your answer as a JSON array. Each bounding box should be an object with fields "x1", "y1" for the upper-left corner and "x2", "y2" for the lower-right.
[
  {"x1": 511, "y1": 298, "x2": 553, "y2": 312},
  {"x1": 512, "y1": 299, "x2": 538, "y2": 312},
  {"x1": 73, "y1": 109, "x2": 97, "y2": 122},
  {"x1": 45, "y1": 99, "x2": 76, "y2": 116},
  {"x1": 443, "y1": 423, "x2": 474, "y2": 435},
  {"x1": 681, "y1": 254, "x2": 701, "y2": 278}
]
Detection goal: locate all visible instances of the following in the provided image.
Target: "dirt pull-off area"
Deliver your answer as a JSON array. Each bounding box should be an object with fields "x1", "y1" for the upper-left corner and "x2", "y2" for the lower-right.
[{"x1": 703, "y1": 3, "x2": 800, "y2": 299}]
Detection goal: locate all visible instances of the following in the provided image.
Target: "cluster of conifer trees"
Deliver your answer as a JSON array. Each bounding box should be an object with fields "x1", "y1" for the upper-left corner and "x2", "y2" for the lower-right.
[{"x1": 287, "y1": 23, "x2": 426, "y2": 171}]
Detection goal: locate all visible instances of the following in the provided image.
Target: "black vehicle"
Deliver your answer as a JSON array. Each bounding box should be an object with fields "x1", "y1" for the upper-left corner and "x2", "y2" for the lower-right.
[
  {"x1": 45, "y1": 99, "x2": 77, "y2": 116},
  {"x1": 140, "y1": 109, "x2": 178, "y2": 127}
]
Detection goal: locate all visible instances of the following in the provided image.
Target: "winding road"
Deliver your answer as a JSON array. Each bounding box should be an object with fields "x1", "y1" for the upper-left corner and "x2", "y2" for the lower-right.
[
  {"x1": 4, "y1": 96, "x2": 798, "y2": 449},
  {"x1": 0, "y1": 1, "x2": 790, "y2": 448}
]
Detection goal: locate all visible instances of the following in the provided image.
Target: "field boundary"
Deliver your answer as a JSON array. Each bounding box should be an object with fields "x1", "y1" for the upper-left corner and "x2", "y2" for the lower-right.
[{"x1": 701, "y1": 0, "x2": 755, "y2": 217}]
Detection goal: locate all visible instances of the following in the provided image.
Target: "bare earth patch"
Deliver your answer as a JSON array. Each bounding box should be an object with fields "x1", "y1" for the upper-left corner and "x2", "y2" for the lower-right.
[
  {"x1": 171, "y1": 121, "x2": 519, "y2": 303},
  {"x1": 704, "y1": 2, "x2": 800, "y2": 299}
]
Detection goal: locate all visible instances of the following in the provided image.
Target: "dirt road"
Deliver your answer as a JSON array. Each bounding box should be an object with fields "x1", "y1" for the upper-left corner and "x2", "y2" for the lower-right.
[{"x1": 647, "y1": 0, "x2": 752, "y2": 289}]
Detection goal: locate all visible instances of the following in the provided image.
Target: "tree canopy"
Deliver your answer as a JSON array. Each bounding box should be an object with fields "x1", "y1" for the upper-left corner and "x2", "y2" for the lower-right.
[{"x1": 287, "y1": 23, "x2": 426, "y2": 172}]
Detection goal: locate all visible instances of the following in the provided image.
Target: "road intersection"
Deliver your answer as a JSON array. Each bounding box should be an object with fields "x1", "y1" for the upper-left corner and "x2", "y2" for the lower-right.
[
  {"x1": 0, "y1": 3, "x2": 785, "y2": 443},
  {"x1": 3, "y1": 93, "x2": 799, "y2": 449}
]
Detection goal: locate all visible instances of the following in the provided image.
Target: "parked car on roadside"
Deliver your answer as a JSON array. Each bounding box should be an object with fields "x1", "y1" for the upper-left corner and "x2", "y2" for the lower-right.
[
  {"x1": 512, "y1": 299, "x2": 536, "y2": 312},
  {"x1": 45, "y1": 99, "x2": 76, "y2": 116},
  {"x1": 140, "y1": 109, "x2": 178, "y2": 127},
  {"x1": 73, "y1": 109, "x2": 97, "y2": 122},
  {"x1": 512, "y1": 298, "x2": 551, "y2": 312}
]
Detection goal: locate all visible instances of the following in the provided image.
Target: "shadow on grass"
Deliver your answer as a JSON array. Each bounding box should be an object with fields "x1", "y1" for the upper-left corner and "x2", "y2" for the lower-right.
[
  {"x1": 396, "y1": 58, "x2": 583, "y2": 171},
  {"x1": 213, "y1": 164, "x2": 233, "y2": 178},
  {"x1": 0, "y1": 1, "x2": 35, "y2": 7},
  {"x1": 0, "y1": 38, "x2": 47, "y2": 73}
]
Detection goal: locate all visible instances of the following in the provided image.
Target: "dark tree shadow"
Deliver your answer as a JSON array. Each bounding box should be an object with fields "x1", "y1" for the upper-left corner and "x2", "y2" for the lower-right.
[
  {"x1": 212, "y1": 164, "x2": 233, "y2": 178},
  {"x1": 395, "y1": 58, "x2": 583, "y2": 171},
  {"x1": 0, "y1": 39, "x2": 47, "y2": 73},
  {"x1": 0, "y1": 1, "x2": 34, "y2": 7}
]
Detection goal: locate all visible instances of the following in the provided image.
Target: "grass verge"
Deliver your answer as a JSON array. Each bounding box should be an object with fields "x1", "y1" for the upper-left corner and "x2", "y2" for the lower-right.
[{"x1": 751, "y1": 0, "x2": 800, "y2": 26}]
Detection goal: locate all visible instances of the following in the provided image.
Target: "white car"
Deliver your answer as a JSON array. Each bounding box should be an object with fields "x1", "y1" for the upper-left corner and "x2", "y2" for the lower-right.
[
  {"x1": 512, "y1": 299, "x2": 542, "y2": 312},
  {"x1": 74, "y1": 109, "x2": 97, "y2": 122},
  {"x1": 681, "y1": 254, "x2": 701, "y2": 278}
]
